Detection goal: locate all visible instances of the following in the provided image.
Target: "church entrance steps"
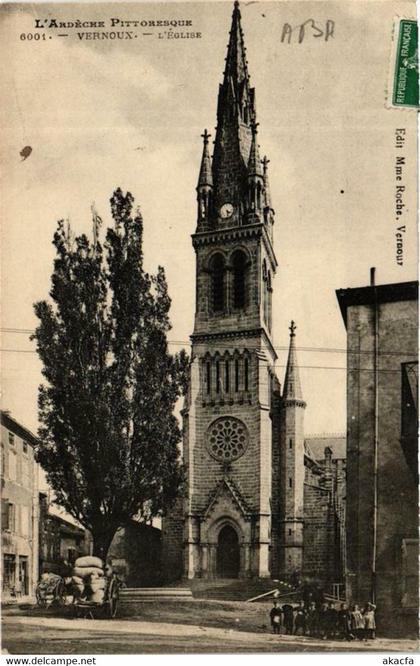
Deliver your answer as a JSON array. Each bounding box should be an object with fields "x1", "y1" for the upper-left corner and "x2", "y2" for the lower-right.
[
  {"x1": 187, "y1": 578, "x2": 295, "y2": 602},
  {"x1": 120, "y1": 588, "x2": 193, "y2": 603}
]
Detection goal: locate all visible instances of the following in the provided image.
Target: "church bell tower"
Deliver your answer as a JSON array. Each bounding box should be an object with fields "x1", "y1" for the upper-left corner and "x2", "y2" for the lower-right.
[{"x1": 181, "y1": 1, "x2": 279, "y2": 579}]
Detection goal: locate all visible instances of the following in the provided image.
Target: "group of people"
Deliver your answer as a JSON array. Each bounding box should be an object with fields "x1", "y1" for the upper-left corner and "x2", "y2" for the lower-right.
[{"x1": 269, "y1": 599, "x2": 376, "y2": 641}]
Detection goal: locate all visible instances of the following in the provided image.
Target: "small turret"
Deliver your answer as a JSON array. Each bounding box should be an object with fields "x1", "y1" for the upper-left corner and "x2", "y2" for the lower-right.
[
  {"x1": 280, "y1": 321, "x2": 306, "y2": 578},
  {"x1": 246, "y1": 122, "x2": 264, "y2": 221},
  {"x1": 283, "y1": 321, "x2": 305, "y2": 404},
  {"x1": 196, "y1": 129, "x2": 213, "y2": 225},
  {"x1": 262, "y1": 156, "x2": 271, "y2": 208},
  {"x1": 247, "y1": 123, "x2": 263, "y2": 177},
  {"x1": 261, "y1": 155, "x2": 274, "y2": 239}
]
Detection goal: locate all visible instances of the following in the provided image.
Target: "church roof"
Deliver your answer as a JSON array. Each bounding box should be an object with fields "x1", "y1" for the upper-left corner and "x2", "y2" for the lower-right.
[
  {"x1": 304, "y1": 434, "x2": 346, "y2": 460},
  {"x1": 336, "y1": 280, "x2": 418, "y2": 327},
  {"x1": 283, "y1": 321, "x2": 304, "y2": 402}
]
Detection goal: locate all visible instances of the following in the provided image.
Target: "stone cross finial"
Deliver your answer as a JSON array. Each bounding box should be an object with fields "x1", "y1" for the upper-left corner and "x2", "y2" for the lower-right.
[
  {"x1": 251, "y1": 121, "x2": 260, "y2": 135},
  {"x1": 262, "y1": 155, "x2": 270, "y2": 173},
  {"x1": 201, "y1": 129, "x2": 211, "y2": 145},
  {"x1": 289, "y1": 320, "x2": 296, "y2": 337}
]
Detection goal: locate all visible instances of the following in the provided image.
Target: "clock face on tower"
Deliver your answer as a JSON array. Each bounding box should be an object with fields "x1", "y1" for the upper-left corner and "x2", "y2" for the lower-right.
[{"x1": 219, "y1": 203, "x2": 234, "y2": 219}]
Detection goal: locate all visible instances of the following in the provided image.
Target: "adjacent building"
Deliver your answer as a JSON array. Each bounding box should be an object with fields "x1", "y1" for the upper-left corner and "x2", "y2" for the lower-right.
[
  {"x1": 38, "y1": 491, "x2": 90, "y2": 575},
  {"x1": 108, "y1": 520, "x2": 162, "y2": 586},
  {"x1": 336, "y1": 277, "x2": 418, "y2": 637},
  {"x1": 162, "y1": 2, "x2": 346, "y2": 586},
  {"x1": 1, "y1": 411, "x2": 91, "y2": 597},
  {"x1": 1, "y1": 411, "x2": 39, "y2": 599}
]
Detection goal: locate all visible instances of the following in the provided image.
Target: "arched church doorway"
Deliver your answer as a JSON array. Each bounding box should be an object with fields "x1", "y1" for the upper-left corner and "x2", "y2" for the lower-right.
[{"x1": 216, "y1": 525, "x2": 240, "y2": 578}]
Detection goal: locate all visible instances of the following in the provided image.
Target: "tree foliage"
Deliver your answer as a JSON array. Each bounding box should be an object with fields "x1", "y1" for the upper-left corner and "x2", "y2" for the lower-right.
[{"x1": 32, "y1": 188, "x2": 188, "y2": 558}]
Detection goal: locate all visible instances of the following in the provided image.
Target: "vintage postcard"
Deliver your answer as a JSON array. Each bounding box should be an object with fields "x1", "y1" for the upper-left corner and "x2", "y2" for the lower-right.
[{"x1": 1, "y1": 0, "x2": 418, "y2": 656}]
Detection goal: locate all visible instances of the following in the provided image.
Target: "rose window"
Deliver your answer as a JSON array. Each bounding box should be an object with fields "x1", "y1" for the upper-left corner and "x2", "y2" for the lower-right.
[{"x1": 206, "y1": 417, "x2": 249, "y2": 462}]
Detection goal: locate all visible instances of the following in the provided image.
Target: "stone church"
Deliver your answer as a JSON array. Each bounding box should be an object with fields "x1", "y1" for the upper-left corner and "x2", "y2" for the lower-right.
[{"x1": 162, "y1": 2, "x2": 345, "y2": 584}]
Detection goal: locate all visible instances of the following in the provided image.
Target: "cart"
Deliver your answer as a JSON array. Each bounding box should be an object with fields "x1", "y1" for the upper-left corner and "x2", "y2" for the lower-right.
[
  {"x1": 36, "y1": 574, "x2": 67, "y2": 608},
  {"x1": 73, "y1": 576, "x2": 120, "y2": 619}
]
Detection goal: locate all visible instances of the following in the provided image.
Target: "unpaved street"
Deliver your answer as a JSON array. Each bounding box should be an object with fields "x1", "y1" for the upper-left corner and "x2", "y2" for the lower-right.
[{"x1": 2, "y1": 615, "x2": 418, "y2": 654}]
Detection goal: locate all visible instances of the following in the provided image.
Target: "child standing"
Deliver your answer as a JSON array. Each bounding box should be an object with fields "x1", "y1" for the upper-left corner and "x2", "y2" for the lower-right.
[
  {"x1": 306, "y1": 601, "x2": 319, "y2": 637},
  {"x1": 351, "y1": 604, "x2": 365, "y2": 640},
  {"x1": 282, "y1": 603, "x2": 295, "y2": 635},
  {"x1": 318, "y1": 602, "x2": 329, "y2": 640},
  {"x1": 326, "y1": 601, "x2": 338, "y2": 638},
  {"x1": 269, "y1": 600, "x2": 282, "y2": 634},
  {"x1": 338, "y1": 603, "x2": 354, "y2": 641},
  {"x1": 363, "y1": 602, "x2": 376, "y2": 639},
  {"x1": 294, "y1": 601, "x2": 307, "y2": 636}
]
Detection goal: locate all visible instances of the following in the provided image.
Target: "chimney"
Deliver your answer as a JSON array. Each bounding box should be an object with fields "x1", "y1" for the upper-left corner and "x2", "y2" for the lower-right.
[{"x1": 370, "y1": 267, "x2": 376, "y2": 287}]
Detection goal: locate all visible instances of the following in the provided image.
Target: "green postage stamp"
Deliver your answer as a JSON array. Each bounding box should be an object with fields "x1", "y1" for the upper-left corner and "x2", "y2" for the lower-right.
[{"x1": 392, "y1": 19, "x2": 419, "y2": 107}]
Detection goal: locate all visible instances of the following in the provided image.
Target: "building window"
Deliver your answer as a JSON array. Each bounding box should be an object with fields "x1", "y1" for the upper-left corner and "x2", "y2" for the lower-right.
[
  {"x1": 18, "y1": 556, "x2": 29, "y2": 595},
  {"x1": 8, "y1": 503, "x2": 15, "y2": 532},
  {"x1": 225, "y1": 360, "x2": 230, "y2": 393},
  {"x1": 3, "y1": 554, "x2": 16, "y2": 593},
  {"x1": 210, "y1": 254, "x2": 225, "y2": 312},
  {"x1": 289, "y1": 478, "x2": 293, "y2": 488},
  {"x1": 288, "y1": 529, "x2": 292, "y2": 536},
  {"x1": 216, "y1": 361, "x2": 220, "y2": 393},
  {"x1": 206, "y1": 416, "x2": 249, "y2": 463},
  {"x1": 22, "y1": 441, "x2": 28, "y2": 454},
  {"x1": 244, "y1": 357, "x2": 249, "y2": 391},
  {"x1": 2, "y1": 502, "x2": 16, "y2": 532},
  {"x1": 235, "y1": 359, "x2": 239, "y2": 392},
  {"x1": 8, "y1": 432, "x2": 15, "y2": 447},
  {"x1": 232, "y1": 250, "x2": 247, "y2": 308},
  {"x1": 206, "y1": 361, "x2": 211, "y2": 395},
  {"x1": 267, "y1": 270, "x2": 272, "y2": 331},
  {"x1": 289, "y1": 439, "x2": 293, "y2": 449}
]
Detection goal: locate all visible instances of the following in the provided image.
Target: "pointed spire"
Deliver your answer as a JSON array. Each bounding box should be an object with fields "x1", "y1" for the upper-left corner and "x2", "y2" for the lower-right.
[
  {"x1": 212, "y1": 1, "x2": 257, "y2": 211},
  {"x1": 197, "y1": 129, "x2": 213, "y2": 188},
  {"x1": 223, "y1": 1, "x2": 249, "y2": 93},
  {"x1": 283, "y1": 321, "x2": 304, "y2": 402},
  {"x1": 247, "y1": 122, "x2": 263, "y2": 176}
]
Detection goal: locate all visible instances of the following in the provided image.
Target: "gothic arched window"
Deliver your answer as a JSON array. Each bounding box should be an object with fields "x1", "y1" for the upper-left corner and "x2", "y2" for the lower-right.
[
  {"x1": 210, "y1": 253, "x2": 225, "y2": 312},
  {"x1": 225, "y1": 359, "x2": 230, "y2": 393},
  {"x1": 244, "y1": 356, "x2": 249, "y2": 391},
  {"x1": 267, "y1": 270, "x2": 272, "y2": 331},
  {"x1": 206, "y1": 360, "x2": 211, "y2": 395},
  {"x1": 232, "y1": 250, "x2": 247, "y2": 309},
  {"x1": 235, "y1": 358, "x2": 240, "y2": 392},
  {"x1": 262, "y1": 259, "x2": 268, "y2": 324}
]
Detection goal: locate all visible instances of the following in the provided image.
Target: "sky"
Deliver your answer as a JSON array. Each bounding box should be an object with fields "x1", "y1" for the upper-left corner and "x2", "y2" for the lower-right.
[{"x1": 0, "y1": 0, "x2": 418, "y2": 437}]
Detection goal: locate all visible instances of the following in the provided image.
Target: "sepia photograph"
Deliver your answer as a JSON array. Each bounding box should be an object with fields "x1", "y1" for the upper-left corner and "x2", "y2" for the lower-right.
[{"x1": 0, "y1": 0, "x2": 418, "y2": 656}]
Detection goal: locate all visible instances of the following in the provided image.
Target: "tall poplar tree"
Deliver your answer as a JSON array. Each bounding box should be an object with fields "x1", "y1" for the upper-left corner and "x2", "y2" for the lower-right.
[{"x1": 32, "y1": 188, "x2": 188, "y2": 559}]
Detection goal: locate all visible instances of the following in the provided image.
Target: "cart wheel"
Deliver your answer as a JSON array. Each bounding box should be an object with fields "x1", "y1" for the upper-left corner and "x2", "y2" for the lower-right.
[{"x1": 108, "y1": 580, "x2": 119, "y2": 618}]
